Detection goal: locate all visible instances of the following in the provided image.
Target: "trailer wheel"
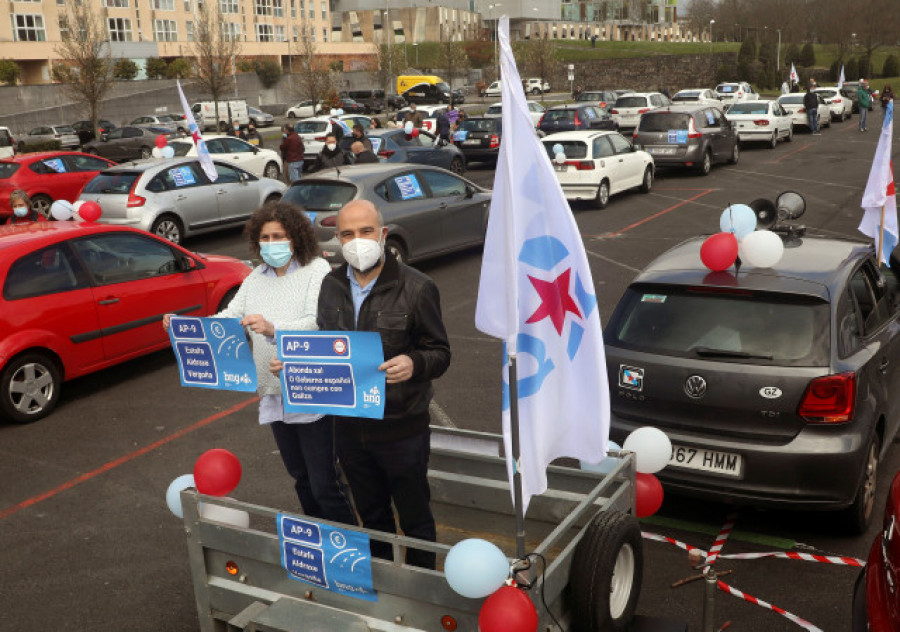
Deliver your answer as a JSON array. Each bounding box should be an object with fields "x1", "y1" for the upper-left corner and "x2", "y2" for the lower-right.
[{"x1": 569, "y1": 510, "x2": 642, "y2": 632}]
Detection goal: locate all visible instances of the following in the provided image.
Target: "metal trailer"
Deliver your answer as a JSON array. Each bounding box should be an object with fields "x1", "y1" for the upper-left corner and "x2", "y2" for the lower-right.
[{"x1": 182, "y1": 426, "x2": 641, "y2": 632}]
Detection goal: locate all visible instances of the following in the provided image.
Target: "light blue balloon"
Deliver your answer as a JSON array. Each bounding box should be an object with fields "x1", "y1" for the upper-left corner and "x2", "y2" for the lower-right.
[
  {"x1": 719, "y1": 204, "x2": 757, "y2": 240},
  {"x1": 444, "y1": 538, "x2": 510, "y2": 598},
  {"x1": 166, "y1": 474, "x2": 196, "y2": 519},
  {"x1": 552, "y1": 143, "x2": 564, "y2": 156},
  {"x1": 580, "y1": 441, "x2": 623, "y2": 475}
]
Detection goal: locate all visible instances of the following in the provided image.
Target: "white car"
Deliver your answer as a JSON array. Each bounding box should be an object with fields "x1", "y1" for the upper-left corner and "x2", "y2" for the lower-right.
[
  {"x1": 777, "y1": 94, "x2": 831, "y2": 131},
  {"x1": 672, "y1": 89, "x2": 722, "y2": 107},
  {"x1": 484, "y1": 101, "x2": 546, "y2": 127},
  {"x1": 610, "y1": 92, "x2": 671, "y2": 130},
  {"x1": 394, "y1": 105, "x2": 447, "y2": 134},
  {"x1": 131, "y1": 115, "x2": 184, "y2": 134},
  {"x1": 293, "y1": 114, "x2": 373, "y2": 162},
  {"x1": 813, "y1": 88, "x2": 852, "y2": 121},
  {"x1": 524, "y1": 77, "x2": 551, "y2": 95},
  {"x1": 714, "y1": 82, "x2": 758, "y2": 109},
  {"x1": 541, "y1": 130, "x2": 654, "y2": 209},
  {"x1": 725, "y1": 100, "x2": 794, "y2": 147},
  {"x1": 483, "y1": 81, "x2": 502, "y2": 98},
  {"x1": 285, "y1": 100, "x2": 321, "y2": 119},
  {"x1": 167, "y1": 134, "x2": 284, "y2": 180}
]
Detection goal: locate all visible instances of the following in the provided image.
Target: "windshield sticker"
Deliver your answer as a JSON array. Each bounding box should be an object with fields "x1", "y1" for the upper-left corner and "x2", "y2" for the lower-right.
[
  {"x1": 641, "y1": 294, "x2": 667, "y2": 303},
  {"x1": 705, "y1": 110, "x2": 716, "y2": 125},
  {"x1": 369, "y1": 138, "x2": 382, "y2": 154},
  {"x1": 720, "y1": 85, "x2": 734, "y2": 93},
  {"x1": 43, "y1": 158, "x2": 66, "y2": 173},
  {"x1": 667, "y1": 130, "x2": 688, "y2": 144},
  {"x1": 453, "y1": 130, "x2": 468, "y2": 142},
  {"x1": 172, "y1": 166, "x2": 196, "y2": 187},
  {"x1": 394, "y1": 174, "x2": 424, "y2": 200},
  {"x1": 585, "y1": 108, "x2": 596, "y2": 119},
  {"x1": 304, "y1": 211, "x2": 318, "y2": 224},
  {"x1": 619, "y1": 365, "x2": 644, "y2": 391}
]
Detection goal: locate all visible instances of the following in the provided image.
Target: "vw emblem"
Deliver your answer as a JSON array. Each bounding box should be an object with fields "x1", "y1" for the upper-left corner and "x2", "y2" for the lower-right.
[{"x1": 684, "y1": 375, "x2": 707, "y2": 399}]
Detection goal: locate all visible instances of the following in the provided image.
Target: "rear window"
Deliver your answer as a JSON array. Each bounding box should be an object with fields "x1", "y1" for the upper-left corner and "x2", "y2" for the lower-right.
[
  {"x1": 0, "y1": 163, "x2": 20, "y2": 179},
  {"x1": 544, "y1": 109, "x2": 576, "y2": 123},
  {"x1": 615, "y1": 96, "x2": 648, "y2": 108},
  {"x1": 486, "y1": 106, "x2": 502, "y2": 115},
  {"x1": 779, "y1": 96, "x2": 804, "y2": 105},
  {"x1": 606, "y1": 285, "x2": 830, "y2": 366},
  {"x1": 461, "y1": 119, "x2": 498, "y2": 132},
  {"x1": 282, "y1": 181, "x2": 357, "y2": 211},
  {"x1": 295, "y1": 121, "x2": 328, "y2": 134},
  {"x1": 729, "y1": 103, "x2": 769, "y2": 115},
  {"x1": 56, "y1": 125, "x2": 76, "y2": 134},
  {"x1": 716, "y1": 85, "x2": 736, "y2": 93},
  {"x1": 639, "y1": 112, "x2": 690, "y2": 132},
  {"x1": 816, "y1": 90, "x2": 838, "y2": 98},
  {"x1": 82, "y1": 172, "x2": 140, "y2": 194},
  {"x1": 542, "y1": 140, "x2": 588, "y2": 159},
  {"x1": 673, "y1": 92, "x2": 700, "y2": 101},
  {"x1": 169, "y1": 141, "x2": 193, "y2": 157}
]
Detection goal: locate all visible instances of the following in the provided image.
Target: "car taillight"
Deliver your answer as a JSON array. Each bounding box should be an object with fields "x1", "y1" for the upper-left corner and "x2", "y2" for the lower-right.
[
  {"x1": 565, "y1": 160, "x2": 594, "y2": 170},
  {"x1": 798, "y1": 372, "x2": 855, "y2": 423},
  {"x1": 753, "y1": 119, "x2": 770, "y2": 126},
  {"x1": 489, "y1": 134, "x2": 499, "y2": 149},
  {"x1": 574, "y1": 114, "x2": 582, "y2": 127},
  {"x1": 610, "y1": 109, "x2": 619, "y2": 114},
  {"x1": 314, "y1": 136, "x2": 326, "y2": 142},
  {"x1": 378, "y1": 150, "x2": 395, "y2": 159},
  {"x1": 320, "y1": 215, "x2": 336, "y2": 227},
  {"x1": 127, "y1": 192, "x2": 145, "y2": 207},
  {"x1": 538, "y1": 114, "x2": 545, "y2": 127},
  {"x1": 688, "y1": 118, "x2": 702, "y2": 139},
  {"x1": 9, "y1": 136, "x2": 15, "y2": 154},
  {"x1": 798, "y1": 107, "x2": 806, "y2": 113},
  {"x1": 600, "y1": 101, "x2": 608, "y2": 108},
  {"x1": 638, "y1": 108, "x2": 650, "y2": 114}
]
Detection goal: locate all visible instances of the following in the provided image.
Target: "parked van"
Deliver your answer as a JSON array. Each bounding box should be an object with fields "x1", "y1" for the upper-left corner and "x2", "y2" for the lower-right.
[
  {"x1": 190, "y1": 99, "x2": 250, "y2": 131},
  {"x1": 396, "y1": 75, "x2": 452, "y2": 104},
  {"x1": 0, "y1": 127, "x2": 15, "y2": 159},
  {"x1": 340, "y1": 89, "x2": 385, "y2": 114}
]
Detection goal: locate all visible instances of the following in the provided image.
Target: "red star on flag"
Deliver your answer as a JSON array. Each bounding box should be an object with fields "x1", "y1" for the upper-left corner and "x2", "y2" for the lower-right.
[
  {"x1": 525, "y1": 269, "x2": 582, "y2": 335},
  {"x1": 888, "y1": 161, "x2": 895, "y2": 197}
]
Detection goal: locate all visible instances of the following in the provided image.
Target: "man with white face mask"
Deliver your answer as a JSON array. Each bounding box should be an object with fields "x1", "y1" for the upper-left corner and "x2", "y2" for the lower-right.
[
  {"x1": 314, "y1": 133, "x2": 347, "y2": 172},
  {"x1": 315, "y1": 199, "x2": 450, "y2": 569}
]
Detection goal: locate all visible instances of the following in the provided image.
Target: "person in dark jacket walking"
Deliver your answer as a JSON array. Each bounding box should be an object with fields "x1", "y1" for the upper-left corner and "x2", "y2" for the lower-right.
[
  {"x1": 244, "y1": 124, "x2": 264, "y2": 147},
  {"x1": 803, "y1": 86, "x2": 821, "y2": 135},
  {"x1": 350, "y1": 124, "x2": 373, "y2": 151},
  {"x1": 279, "y1": 124, "x2": 305, "y2": 182},
  {"x1": 435, "y1": 109, "x2": 451, "y2": 145},
  {"x1": 295, "y1": 199, "x2": 450, "y2": 569},
  {"x1": 314, "y1": 134, "x2": 347, "y2": 171},
  {"x1": 350, "y1": 141, "x2": 379, "y2": 164}
]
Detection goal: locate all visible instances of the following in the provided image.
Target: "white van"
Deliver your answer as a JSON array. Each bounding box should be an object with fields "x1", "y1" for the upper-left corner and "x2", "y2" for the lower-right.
[
  {"x1": 0, "y1": 127, "x2": 15, "y2": 159},
  {"x1": 190, "y1": 100, "x2": 250, "y2": 132}
]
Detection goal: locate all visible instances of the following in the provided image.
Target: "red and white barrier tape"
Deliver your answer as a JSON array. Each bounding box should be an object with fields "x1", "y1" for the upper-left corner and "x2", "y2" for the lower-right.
[
  {"x1": 717, "y1": 580, "x2": 824, "y2": 632},
  {"x1": 641, "y1": 530, "x2": 706, "y2": 555},
  {"x1": 717, "y1": 550, "x2": 865, "y2": 567},
  {"x1": 706, "y1": 510, "x2": 737, "y2": 565}
]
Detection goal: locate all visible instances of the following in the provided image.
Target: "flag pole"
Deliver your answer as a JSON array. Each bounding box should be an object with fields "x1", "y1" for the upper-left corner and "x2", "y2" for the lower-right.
[
  {"x1": 879, "y1": 203, "x2": 887, "y2": 265},
  {"x1": 508, "y1": 350, "x2": 527, "y2": 560}
]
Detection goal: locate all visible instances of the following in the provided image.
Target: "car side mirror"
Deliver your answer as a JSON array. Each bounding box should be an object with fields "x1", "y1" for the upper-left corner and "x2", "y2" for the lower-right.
[
  {"x1": 465, "y1": 184, "x2": 475, "y2": 199},
  {"x1": 251, "y1": 146, "x2": 260, "y2": 154},
  {"x1": 632, "y1": 144, "x2": 642, "y2": 151},
  {"x1": 178, "y1": 255, "x2": 197, "y2": 272}
]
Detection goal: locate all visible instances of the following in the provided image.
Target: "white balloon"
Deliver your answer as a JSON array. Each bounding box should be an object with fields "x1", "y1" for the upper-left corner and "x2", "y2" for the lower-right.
[
  {"x1": 741, "y1": 230, "x2": 784, "y2": 268},
  {"x1": 404, "y1": 121, "x2": 414, "y2": 134},
  {"x1": 555, "y1": 152, "x2": 567, "y2": 165},
  {"x1": 337, "y1": 108, "x2": 344, "y2": 115},
  {"x1": 50, "y1": 199, "x2": 74, "y2": 221},
  {"x1": 165, "y1": 474, "x2": 196, "y2": 519},
  {"x1": 200, "y1": 501, "x2": 250, "y2": 528},
  {"x1": 161, "y1": 145, "x2": 175, "y2": 159},
  {"x1": 151, "y1": 146, "x2": 162, "y2": 159},
  {"x1": 329, "y1": 108, "x2": 337, "y2": 116},
  {"x1": 623, "y1": 426, "x2": 672, "y2": 474}
]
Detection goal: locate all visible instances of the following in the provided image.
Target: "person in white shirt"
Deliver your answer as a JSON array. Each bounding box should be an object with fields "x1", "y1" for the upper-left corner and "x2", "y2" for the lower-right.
[{"x1": 164, "y1": 202, "x2": 356, "y2": 524}]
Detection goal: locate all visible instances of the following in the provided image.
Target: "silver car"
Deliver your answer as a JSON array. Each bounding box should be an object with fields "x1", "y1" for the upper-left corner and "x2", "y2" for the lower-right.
[
  {"x1": 281, "y1": 163, "x2": 491, "y2": 265},
  {"x1": 130, "y1": 115, "x2": 182, "y2": 134},
  {"x1": 20, "y1": 125, "x2": 80, "y2": 151},
  {"x1": 78, "y1": 158, "x2": 286, "y2": 244}
]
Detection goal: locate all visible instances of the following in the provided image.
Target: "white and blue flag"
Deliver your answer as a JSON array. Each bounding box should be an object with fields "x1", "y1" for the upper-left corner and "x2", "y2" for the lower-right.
[
  {"x1": 859, "y1": 100, "x2": 896, "y2": 264},
  {"x1": 177, "y1": 80, "x2": 218, "y2": 182}
]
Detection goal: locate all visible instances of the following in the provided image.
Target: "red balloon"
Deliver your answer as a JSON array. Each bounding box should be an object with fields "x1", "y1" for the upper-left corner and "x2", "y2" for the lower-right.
[
  {"x1": 194, "y1": 449, "x2": 242, "y2": 497},
  {"x1": 700, "y1": 232, "x2": 739, "y2": 272},
  {"x1": 635, "y1": 472, "x2": 664, "y2": 518},
  {"x1": 411, "y1": 128, "x2": 420, "y2": 138},
  {"x1": 155, "y1": 134, "x2": 168, "y2": 149},
  {"x1": 479, "y1": 586, "x2": 538, "y2": 632},
  {"x1": 79, "y1": 201, "x2": 101, "y2": 222}
]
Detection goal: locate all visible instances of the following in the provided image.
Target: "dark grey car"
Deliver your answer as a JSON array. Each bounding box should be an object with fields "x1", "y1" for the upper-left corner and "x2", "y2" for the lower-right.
[
  {"x1": 83, "y1": 125, "x2": 174, "y2": 161},
  {"x1": 604, "y1": 232, "x2": 900, "y2": 533},
  {"x1": 281, "y1": 163, "x2": 490, "y2": 265},
  {"x1": 633, "y1": 105, "x2": 739, "y2": 175},
  {"x1": 537, "y1": 104, "x2": 617, "y2": 136},
  {"x1": 367, "y1": 128, "x2": 466, "y2": 175}
]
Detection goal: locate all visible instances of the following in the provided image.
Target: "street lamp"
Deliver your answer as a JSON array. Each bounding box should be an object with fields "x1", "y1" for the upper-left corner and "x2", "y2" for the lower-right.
[
  {"x1": 709, "y1": 19, "x2": 715, "y2": 53},
  {"x1": 413, "y1": 41, "x2": 418, "y2": 66},
  {"x1": 489, "y1": 3, "x2": 502, "y2": 80},
  {"x1": 776, "y1": 28, "x2": 781, "y2": 72},
  {"x1": 383, "y1": 3, "x2": 392, "y2": 98}
]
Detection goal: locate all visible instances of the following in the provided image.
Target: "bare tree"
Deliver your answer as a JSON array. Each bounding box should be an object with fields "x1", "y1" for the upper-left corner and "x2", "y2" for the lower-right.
[
  {"x1": 374, "y1": 43, "x2": 403, "y2": 99},
  {"x1": 53, "y1": 0, "x2": 114, "y2": 140},
  {"x1": 191, "y1": 0, "x2": 241, "y2": 130},
  {"x1": 853, "y1": 0, "x2": 900, "y2": 64},
  {"x1": 295, "y1": 26, "x2": 336, "y2": 114},
  {"x1": 435, "y1": 42, "x2": 469, "y2": 104},
  {"x1": 513, "y1": 38, "x2": 557, "y2": 102}
]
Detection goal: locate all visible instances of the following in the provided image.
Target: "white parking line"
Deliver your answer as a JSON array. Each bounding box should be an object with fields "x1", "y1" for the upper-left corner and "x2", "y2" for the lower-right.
[
  {"x1": 585, "y1": 248, "x2": 643, "y2": 273},
  {"x1": 719, "y1": 167, "x2": 863, "y2": 189}
]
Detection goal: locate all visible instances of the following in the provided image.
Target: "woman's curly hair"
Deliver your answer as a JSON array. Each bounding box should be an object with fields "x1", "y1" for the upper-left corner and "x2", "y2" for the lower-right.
[{"x1": 243, "y1": 200, "x2": 319, "y2": 265}]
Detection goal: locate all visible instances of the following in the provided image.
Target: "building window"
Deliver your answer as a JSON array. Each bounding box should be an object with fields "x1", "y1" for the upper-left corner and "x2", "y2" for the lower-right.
[
  {"x1": 108, "y1": 17, "x2": 132, "y2": 41},
  {"x1": 308, "y1": 2, "x2": 313, "y2": 18},
  {"x1": 256, "y1": 23, "x2": 274, "y2": 41},
  {"x1": 255, "y1": 0, "x2": 282, "y2": 16},
  {"x1": 292, "y1": 25, "x2": 298, "y2": 41},
  {"x1": 275, "y1": 25, "x2": 285, "y2": 41},
  {"x1": 322, "y1": 27, "x2": 327, "y2": 41},
  {"x1": 184, "y1": 0, "x2": 191, "y2": 11},
  {"x1": 152, "y1": 0, "x2": 174, "y2": 9},
  {"x1": 185, "y1": 20, "x2": 193, "y2": 40},
  {"x1": 103, "y1": 0, "x2": 129, "y2": 7},
  {"x1": 221, "y1": 22, "x2": 241, "y2": 41},
  {"x1": 219, "y1": 0, "x2": 239, "y2": 13},
  {"x1": 320, "y1": 1, "x2": 325, "y2": 19},
  {"x1": 12, "y1": 14, "x2": 46, "y2": 41},
  {"x1": 154, "y1": 19, "x2": 177, "y2": 41},
  {"x1": 290, "y1": 0, "x2": 295, "y2": 18}
]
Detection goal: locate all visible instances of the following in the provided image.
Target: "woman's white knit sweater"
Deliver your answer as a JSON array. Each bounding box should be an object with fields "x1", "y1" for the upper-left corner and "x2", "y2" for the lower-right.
[{"x1": 217, "y1": 258, "x2": 331, "y2": 397}]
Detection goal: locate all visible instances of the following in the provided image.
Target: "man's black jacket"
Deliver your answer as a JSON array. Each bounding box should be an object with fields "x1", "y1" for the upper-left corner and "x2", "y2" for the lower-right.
[
  {"x1": 317, "y1": 254, "x2": 451, "y2": 442},
  {"x1": 803, "y1": 90, "x2": 819, "y2": 113}
]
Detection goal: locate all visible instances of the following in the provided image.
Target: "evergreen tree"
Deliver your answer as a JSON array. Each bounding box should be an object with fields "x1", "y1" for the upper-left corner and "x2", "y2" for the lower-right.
[
  {"x1": 845, "y1": 58, "x2": 859, "y2": 80},
  {"x1": 800, "y1": 43, "x2": 816, "y2": 67},
  {"x1": 883, "y1": 55, "x2": 899, "y2": 78}
]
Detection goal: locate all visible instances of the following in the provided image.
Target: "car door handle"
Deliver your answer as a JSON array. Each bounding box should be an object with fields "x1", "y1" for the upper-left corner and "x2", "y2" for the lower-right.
[
  {"x1": 176, "y1": 194, "x2": 188, "y2": 201},
  {"x1": 618, "y1": 158, "x2": 624, "y2": 162},
  {"x1": 439, "y1": 203, "x2": 447, "y2": 209},
  {"x1": 98, "y1": 298, "x2": 119, "y2": 305},
  {"x1": 216, "y1": 189, "x2": 227, "y2": 195},
  {"x1": 879, "y1": 358, "x2": 890, "y2": 372}
]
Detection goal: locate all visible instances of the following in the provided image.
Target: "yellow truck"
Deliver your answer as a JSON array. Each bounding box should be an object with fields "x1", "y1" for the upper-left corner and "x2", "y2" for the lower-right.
[{"x1": 396, "y1": 75, "x2": 452, "y2": 104}]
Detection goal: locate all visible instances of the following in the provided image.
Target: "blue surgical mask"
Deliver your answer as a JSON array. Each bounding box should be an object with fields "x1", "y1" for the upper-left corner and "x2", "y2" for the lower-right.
[
  {"x1": 13, "y1": 205, "x2": 28, "y2": 218},
  {"x1": 260, "y1": 241, "x2": 292, "y2": 268},
  {"x1": 282, "y1": 133, "x2": 288, "y2": 138}
]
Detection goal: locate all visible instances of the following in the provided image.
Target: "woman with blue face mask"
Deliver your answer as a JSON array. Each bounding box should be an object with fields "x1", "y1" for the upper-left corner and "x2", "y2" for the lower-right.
[
  {"x1": 5, "y1": 189, "x2": 40, "y2": 225},
  {"x1": 162, "y1": 202, "x2": 356, "y2": 525}
]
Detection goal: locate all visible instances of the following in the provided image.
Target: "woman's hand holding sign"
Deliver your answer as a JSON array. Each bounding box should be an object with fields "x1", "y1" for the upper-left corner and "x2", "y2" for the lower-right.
[
  {"x1": 241, "y1": 314, "x2": 275, "y2": 338},
  {"x1": 379, "y1": 354, "x2": 414, "y2": 384}
]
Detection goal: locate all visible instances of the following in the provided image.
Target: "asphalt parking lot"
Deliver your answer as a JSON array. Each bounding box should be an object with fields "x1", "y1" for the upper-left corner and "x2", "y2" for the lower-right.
[{"x1": 1, "y1": 108, "x2": 898, "y2": 631}]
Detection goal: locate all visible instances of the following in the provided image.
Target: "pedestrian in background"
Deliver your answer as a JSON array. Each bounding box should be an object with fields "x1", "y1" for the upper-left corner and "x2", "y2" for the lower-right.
[
  {"x1": 881, "y1": 84, "x2": 894, "y2": 111},
  {"x1": 279, "y1": 124, "x2": 305, "y2": 182},
  {"x1": 164, "y1": 203, "x2": 356, "y2": 526},
  {"x1": 350, "y1": 141, "x2": 379, "y2": 164},
  {"x1": 858, "y1": 79, "x2": 872, "y2": 132},
  {"x1": 5, "y1": 189, "x2": 40, "y2": 225},
  {"x1": 403, "y1": 104, "x2": 424, "y2": 129},
  {"x1": 436, "y1": 109, "x2": 451, "y2": 146},
  {"x1": 803, "y1": 85, "x2": 821, "y2": 135},
  {"x1": 244, "y1": 124, "x2": 264, "y2": 147},
  {"x1": 350, "y1": 124, "x2": 373, "y2": 151},
  {"x1": 446, "y1": 104, "x2": 460, "y2": 131},
  {"x1": 314, "y1": 134, "x2": 347, "y2": 171}
]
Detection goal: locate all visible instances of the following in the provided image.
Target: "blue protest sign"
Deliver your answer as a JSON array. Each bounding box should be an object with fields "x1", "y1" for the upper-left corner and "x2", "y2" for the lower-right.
[
  {"x1": 370, "y1": 137, "x2": 382, "y2": 154},
  {"x1": 394, "y1": 174, "x2": 424, "y2": 200},
  {"x1": 168, "y1": 316, "x2": 257, "y2": 392},
  {"x1": 278, "y1": 513, "x2": 377, "y2": 601},
  {"x1": 276, "y1": 331, "x2": 385, "y2": 419}
]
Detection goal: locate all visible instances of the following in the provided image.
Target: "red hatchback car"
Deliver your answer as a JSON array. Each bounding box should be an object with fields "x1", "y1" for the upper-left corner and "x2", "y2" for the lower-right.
[
  {"x1": 0, "y1": 152, "x2": 117, "y2": 220},
  {"x1": 0, "y1": 220, "x2": 250, "y2": 423},
  {"x1": 853, "y1": 469, "x2": 900, "y2": 631}
]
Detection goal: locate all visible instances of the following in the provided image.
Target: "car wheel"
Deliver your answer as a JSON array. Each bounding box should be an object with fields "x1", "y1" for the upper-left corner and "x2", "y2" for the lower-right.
[
  {"x1": 263, "y1": 161, "x2": 281, "y2": 180},
  {"x1": 31, "y1": 194, "x2": 53, "y2": 219},
  {"x1": 532, "y1": 87, "x2": 541, "y2": 95},
  {"x1": 730, "y1": 142, "x2": 740, "y2": 164},
  {"x1": 785, "y1": 125, "x2": 794, "y2": 142},
  {"x1": 151, "y1": 214, "x2": 184, "y2": 245},
  {"x1": 569, "y1": 510, "x2": 643, "y2": 632},
  {"x1": 287, "y1": 112, "x2": 296, "y2": 119},
  {"x1": 639, "y1": 166, "x2": 653, "y2": 193},
  {"x1": 217, "y1": 287, "x2": 239, "y2": 313},
  {"x1": 449, "y1": 157, "x2": 464, "y2": 175},
  {"x1": 838, "y1": 434, "x2": 880, "y2": 535},
  {"x1": 385, "y1": 237, "x2": 407, "y2": 264},
  {"x1": 264, "y1": 194, "x2": 281, "y2": 205},
  {"x1": 0, "y1": 352, "x2": 62, "y2": 424},
  {"x1": 697, "y1": 150, "x2": 712, "y2": 176},
  {"x1": 140, "y1": 146, "x2": 152, "y2": 159},
  {"x1": 595, "y1": 180, "x2": 610, "y2": 209},
  {"x1": 768, "y1": 132, "x2": 778, "y2": 149},
  {"x1": 250, "y1": 118, "x2": 258, "y2": 127}
]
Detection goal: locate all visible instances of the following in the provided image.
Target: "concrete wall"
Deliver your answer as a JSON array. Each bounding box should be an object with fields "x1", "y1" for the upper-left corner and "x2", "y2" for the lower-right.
[{"x1": 561, "y1": 52, "x2": 737, "y2": 94}]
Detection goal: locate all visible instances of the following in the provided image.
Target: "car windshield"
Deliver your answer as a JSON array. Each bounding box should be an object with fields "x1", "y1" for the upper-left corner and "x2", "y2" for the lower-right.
[
  {"x1": 817, "y1": 90, "x2": 838, "y2": 98},
  {"x1": 82, "y1": 172, "x2": 141, "y2": 194},
  {"x1": 716, "y1": 85, "x2": 737, "y2": 93},
  {"x1": 615, "y1": 96, "x2": 648, "y2": 108},
  {"x1": 606, "y1": 285, "x2": 830, "y2": 366},
  {"x1": 578, "y1": 92, "x2": 603, "y2": 101},
  {"x1": 56, "y1": 126, "x2": 76, "y2": 134},
  {"x1": 542, "y1": 140, "x2": 588, "y2": 159},
  {"x1": 0, "y1": 163, "x2": 20, "y2": 179},
  {"x1": 544, "y1": 110, "x2": 577, "y2": 123},
  {"x1": 295, "y1": 121, "x2": 328, "y2": 134},
  {"x1": 435, "y1": 82, "x2": 451, "y2": 93},
  {"x1": 729, "y1": 103, "x2": 769, "y2": 114},
  {"x1": 639, "y1": 112, "x2": 691, "y2": 132},
  {"x1": 673, "y1": 92, "x2": 700, "y2": 101},
  {"x1": 158, "y1": 115, "x2": 175, "y2": 122},
  {"x1": 486, "y1": 106, "x2": 502, "y2": 115},
  {"x1": 461, "y1": 119, "x2": 497, "y2": 132},
  {"x1": 779, "y1": 96, "x2": 804, "y2": 105},
  {"x1": 282, "y1": 181, "x2": 358, "y2": 212}
]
